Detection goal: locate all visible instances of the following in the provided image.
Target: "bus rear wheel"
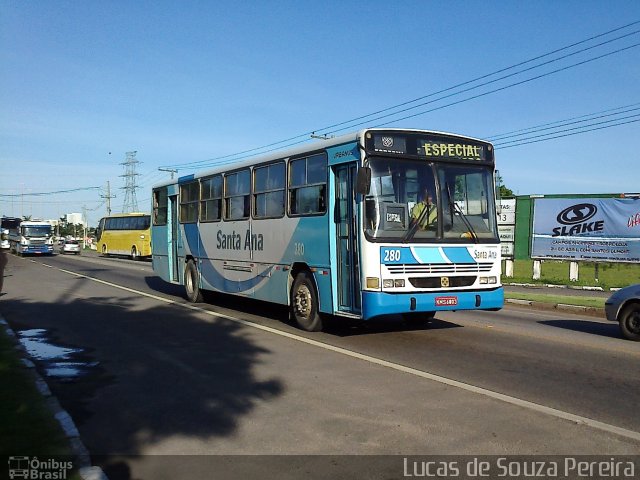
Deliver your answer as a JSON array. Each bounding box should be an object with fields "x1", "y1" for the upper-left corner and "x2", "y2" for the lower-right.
[
  {"x1": 185, "y1": 260, "x2": 203, "y2": 303},
  {"x1": 291, "y1": 272, "x2": 323, "y2": 332}
]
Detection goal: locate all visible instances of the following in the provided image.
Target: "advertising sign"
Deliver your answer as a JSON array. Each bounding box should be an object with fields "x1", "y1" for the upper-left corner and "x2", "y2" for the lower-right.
[
  {"x1": 497, "y1": 199, "x2": 516, "y2": 259},
  {"x1": 532, "y1": 197, "x2": 640, "y2": 263}
]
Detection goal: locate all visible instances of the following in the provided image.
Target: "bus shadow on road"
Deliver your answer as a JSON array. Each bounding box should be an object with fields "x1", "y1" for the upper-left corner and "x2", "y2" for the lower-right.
[
  {"x1": 144, "y1": 275, "x2": 463, "y2": 338},
  {"x1": 144, "y1": 275, "x2": 192, "y2": 298},
  {"x1": 538, "y1": 319, "x2": 622, "y2": 340},
  {"x1": 0, "y1": 292, "x2": 284, "y2": 479},
  {"x1": 325, "y1": 316, "x2": 462, "y2": 337}
]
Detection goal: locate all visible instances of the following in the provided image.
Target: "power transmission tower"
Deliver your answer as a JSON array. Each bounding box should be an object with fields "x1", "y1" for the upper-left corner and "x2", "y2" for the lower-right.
[{"x1": 120, "y1": 151, "x2": 141, "y2": 213}]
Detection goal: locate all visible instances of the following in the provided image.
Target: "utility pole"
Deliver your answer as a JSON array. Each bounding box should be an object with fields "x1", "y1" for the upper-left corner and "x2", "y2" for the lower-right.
[
  {"x1": 120, "y1": 151, "x2": 141, "y2": 213},
  {"x1": 101, "y1": 181, "x2": 116, "y2": 216},
  {"x1": 82, "y1": 205, "x2": 88, "y2": 249},
  {"x1": 158, "y1": 168, "x2": 178, "y2": 179}
]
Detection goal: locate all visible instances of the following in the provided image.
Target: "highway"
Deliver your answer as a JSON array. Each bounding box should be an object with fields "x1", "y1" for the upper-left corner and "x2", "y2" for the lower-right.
[{"x1": 2, "y1": 251, "x2": 639, "y2": 479}]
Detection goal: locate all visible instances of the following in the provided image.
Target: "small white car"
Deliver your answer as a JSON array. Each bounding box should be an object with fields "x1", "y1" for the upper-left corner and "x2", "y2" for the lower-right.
[{"x1": 60, "y1": 239, "x2": 81, "y2": 255}]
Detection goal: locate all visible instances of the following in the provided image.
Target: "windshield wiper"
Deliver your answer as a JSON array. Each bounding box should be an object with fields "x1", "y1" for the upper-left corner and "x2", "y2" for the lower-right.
[
  {"x1": 401, "y1": 203, "x2": 430, "y2": 243},
  {"x1": 445, "y1": 182, "x2": 478, "y2": 243}
]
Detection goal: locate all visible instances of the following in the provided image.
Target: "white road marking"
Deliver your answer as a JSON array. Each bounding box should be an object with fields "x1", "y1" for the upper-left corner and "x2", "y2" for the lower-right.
[{"x1": 47, "y1": 264, "x2": 640, "y2": 443}]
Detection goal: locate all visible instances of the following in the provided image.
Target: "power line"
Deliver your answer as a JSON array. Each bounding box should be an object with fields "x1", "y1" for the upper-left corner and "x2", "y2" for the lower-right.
[
  {"x1": 0, "y1": 186, "x2": 101, "y2": 197},
  {"x1": 178, "y1": 41, "x2": 640, "y2": 171},
  {"x1": 159, "y1": 21, "x2": 640, "y2": 170},
  {"x1": 488, "y1": 106, "x2": 640, "y2": 141},
  {"x1": 329, "y1": 32, "x2": 640, "y2": 134},
  {"x1": 484, "y1": 102, "x2": 640, "y2": 139},
  {"x1": 494, "y1": 116, "x2": 640, "y2": 149},
  {"x1": 366, "y1": 42, "x2": 640, "y2": 129}
]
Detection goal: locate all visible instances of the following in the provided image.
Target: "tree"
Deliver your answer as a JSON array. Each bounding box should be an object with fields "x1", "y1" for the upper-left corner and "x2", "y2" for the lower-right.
[{"x1": 496, "y1": 173, "x2": 514, "y2": 197}]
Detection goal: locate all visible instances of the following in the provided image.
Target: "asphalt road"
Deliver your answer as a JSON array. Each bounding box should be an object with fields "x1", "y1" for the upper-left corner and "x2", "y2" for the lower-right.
[{"x1": 1, "y1": 252, "x2": 639, "y2": 479}]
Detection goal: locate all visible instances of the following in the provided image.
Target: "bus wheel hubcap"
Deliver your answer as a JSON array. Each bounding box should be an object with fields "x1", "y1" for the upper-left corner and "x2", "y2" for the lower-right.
[{"x1": 295, "y1": 285, "x2": 312, "y2": 318}]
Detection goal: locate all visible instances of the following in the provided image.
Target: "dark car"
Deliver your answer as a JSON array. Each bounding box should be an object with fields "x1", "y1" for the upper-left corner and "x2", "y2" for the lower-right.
[{"x1": 605, "y1": 284, "x2": 640, "y2": 341}]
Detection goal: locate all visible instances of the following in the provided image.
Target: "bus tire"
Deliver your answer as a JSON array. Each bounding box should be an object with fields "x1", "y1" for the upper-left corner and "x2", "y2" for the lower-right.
[
  {"x1": 185, "y1": 260, "x2": 203, "y2": 303},
  {"x1": 291, "y1": 272, "x2": 323, "y2": 332},
  {"x1": 101, "y1": 245, "x2": 108, "y2": 257},
  {"x1": 619, "y1": 303, "x2": 640, "y2": 341},
  {"x1": 130, "y1": 246, "x2": 138, "y2": 260}
]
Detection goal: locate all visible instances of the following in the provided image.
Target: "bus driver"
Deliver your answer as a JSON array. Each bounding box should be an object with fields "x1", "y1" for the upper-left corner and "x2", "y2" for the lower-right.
[{"x1": 410, "y1": 187, "x2": 437, "y2": 230}]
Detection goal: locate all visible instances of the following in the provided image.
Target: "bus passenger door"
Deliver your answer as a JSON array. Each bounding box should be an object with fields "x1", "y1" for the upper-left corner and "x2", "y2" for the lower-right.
[
  {"x1": 169, "y1": 195, "x2": 179, "y2": 282},
  {"x1": 334, "y1": 164, "x2": 361, "y2": 314}
]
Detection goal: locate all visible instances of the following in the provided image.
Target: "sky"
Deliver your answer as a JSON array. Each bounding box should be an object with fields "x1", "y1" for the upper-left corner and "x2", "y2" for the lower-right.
[{"x1": 1, "y1": 0, "x2": 639, "y2": 226}]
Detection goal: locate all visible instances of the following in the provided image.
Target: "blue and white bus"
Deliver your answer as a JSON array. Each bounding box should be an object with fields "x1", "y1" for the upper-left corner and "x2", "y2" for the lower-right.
[{"x1": 151, "y1": 129, "x2": 503, "y2": 331}]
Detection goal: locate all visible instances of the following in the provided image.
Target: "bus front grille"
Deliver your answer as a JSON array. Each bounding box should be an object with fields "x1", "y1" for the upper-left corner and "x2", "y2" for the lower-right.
[
  {"x1": 408, "y1": 276, "x2": 477, "y2": 288},
  {"x1": 387, "y1": 263, "x2": 492, "y2": 275}
]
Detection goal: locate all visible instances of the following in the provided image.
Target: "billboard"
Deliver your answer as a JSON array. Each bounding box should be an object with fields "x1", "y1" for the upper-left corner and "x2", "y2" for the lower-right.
[{"x1": 531, "y1": 197, "x2": 640, "y2": 263}]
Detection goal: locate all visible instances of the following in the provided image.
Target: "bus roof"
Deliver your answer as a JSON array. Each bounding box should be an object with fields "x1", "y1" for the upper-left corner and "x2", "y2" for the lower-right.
[
  {"x1": 101, "y1": 212, "x2": 150, "y2": 218},
  {"x1": 152, "y1": 128, "x2": 492, "y2": 189}
]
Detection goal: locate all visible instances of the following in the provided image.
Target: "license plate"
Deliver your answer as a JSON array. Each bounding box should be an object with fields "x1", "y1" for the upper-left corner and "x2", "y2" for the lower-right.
[{"x1": 435, "y1": 296, "x2": 458, "y2": 306}]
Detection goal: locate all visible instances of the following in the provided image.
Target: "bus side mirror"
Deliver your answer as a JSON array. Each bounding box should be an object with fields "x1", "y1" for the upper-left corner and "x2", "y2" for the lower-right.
[{"x1": 355, "y1": 167, "x2": 371, "y2": 195}]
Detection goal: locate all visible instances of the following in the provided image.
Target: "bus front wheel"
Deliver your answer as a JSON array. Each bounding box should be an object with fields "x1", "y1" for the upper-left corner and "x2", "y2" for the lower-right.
[
  {"x1": 101, "y1": 245, "x2": 108, "y2": 257},
  {"x1": 291, "y1": 272, "x2": 323, "y2": 332},
  {"x1": 130, "y1": 246, "x2": 138, "y2": 260},
  {"x1": 185, "y1": 260, "x2": 203, "y2": 303}
]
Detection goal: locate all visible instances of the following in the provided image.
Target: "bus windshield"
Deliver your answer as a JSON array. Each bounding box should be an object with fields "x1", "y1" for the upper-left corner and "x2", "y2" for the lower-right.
[{"x1": 364, "y1": 157, "x2": 498, "y2": 242}]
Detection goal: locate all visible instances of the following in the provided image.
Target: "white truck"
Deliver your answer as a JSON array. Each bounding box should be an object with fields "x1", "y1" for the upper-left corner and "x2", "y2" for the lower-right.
[
  {"x1": 8, "y1": 219, "x2": 54, "y2": 255},
  {"x1": 1, "y1": 217, "x2": 21, "y2": 250}
]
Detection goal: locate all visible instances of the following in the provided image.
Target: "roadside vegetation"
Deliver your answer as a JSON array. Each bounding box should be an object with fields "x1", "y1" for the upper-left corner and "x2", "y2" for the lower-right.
[
  {"x1": 0, "y1": 328, "x2": 72, "y2": 457},
  {"x1": 503, "y1": 259, "x2": 640, "y2": 290},
  {"x1": 504, "y1": 291, "x2": 606, "y2": 309}
]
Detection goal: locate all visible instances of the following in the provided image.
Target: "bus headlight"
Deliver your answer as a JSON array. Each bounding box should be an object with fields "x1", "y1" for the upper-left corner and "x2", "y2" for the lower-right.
[
  {"x1": 140, "y1": 235, "x2": 145, "y2": 239},
  {"x1": 366, "y1": 277, "x2": 380, "y2": 289},
  {"x1": 383, "y1": 279, "x2": 394, "y2": 288},
  {"x1": 480, "y1": 276, "x2": 497, "y2": 284},
  {"x1": 394, "y1": 279, "x2": 405, "y2": 288}
]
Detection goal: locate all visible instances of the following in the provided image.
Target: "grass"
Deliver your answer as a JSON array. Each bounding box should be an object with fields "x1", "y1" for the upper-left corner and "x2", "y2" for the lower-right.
[
  {"x1": 504, "y1": 291, "x2": 606, "y2": 309},
  {"x1": 0, "y1": 328, "x2": 72, "y2": 457},
  {"x1": 504, "y1": 259, "x2": 640, "y2": 290}
]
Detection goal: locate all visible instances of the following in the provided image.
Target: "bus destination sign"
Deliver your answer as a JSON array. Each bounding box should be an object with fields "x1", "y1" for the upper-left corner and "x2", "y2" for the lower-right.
[
  {"x1": 418, "y1": 139, "x2": 486, "y2": 161},
  {"x1": 367, "y1": 132, "x2": 490, "y2": 162}
]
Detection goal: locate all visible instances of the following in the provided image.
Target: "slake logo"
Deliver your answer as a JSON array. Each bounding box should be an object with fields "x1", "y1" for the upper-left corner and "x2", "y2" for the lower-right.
[
  {"x1": 556, "y1": 203, "x2": 598, "y2": 225},
  {"x1": 552, "y1": 203, "x2": 604, "y2": 237}
]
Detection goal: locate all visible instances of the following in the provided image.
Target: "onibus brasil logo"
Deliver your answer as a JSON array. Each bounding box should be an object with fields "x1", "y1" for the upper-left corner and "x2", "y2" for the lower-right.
[{"x1": 8, "y1": 456, "x2": 73, "y2": 479}]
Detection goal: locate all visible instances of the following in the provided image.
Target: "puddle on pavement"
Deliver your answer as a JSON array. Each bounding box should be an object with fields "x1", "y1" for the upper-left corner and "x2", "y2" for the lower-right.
[{"x1": 18, "y1": 329, "x2": 97, "y2": 381}]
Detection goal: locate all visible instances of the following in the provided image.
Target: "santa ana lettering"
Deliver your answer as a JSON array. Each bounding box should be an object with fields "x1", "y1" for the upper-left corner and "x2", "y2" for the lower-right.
[{"x1": 217, "y1": 230, "x2": 264, "y2": 251}]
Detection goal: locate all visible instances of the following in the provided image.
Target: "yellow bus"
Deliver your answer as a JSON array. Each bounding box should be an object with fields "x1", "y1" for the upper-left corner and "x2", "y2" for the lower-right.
[{"x1": 96, "y1": 213, "x2": 151, "y2": 260}]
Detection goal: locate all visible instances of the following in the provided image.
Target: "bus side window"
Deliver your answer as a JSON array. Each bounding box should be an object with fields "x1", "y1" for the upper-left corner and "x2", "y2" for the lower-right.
[{"x1": 288, "y1": 153, "x2": 327, "y2": 216}]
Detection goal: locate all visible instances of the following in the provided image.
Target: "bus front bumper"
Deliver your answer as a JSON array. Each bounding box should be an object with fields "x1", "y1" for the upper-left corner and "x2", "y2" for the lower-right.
[{"x1": 361, "y1": 287, "x2": 504, "y2": 320}]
